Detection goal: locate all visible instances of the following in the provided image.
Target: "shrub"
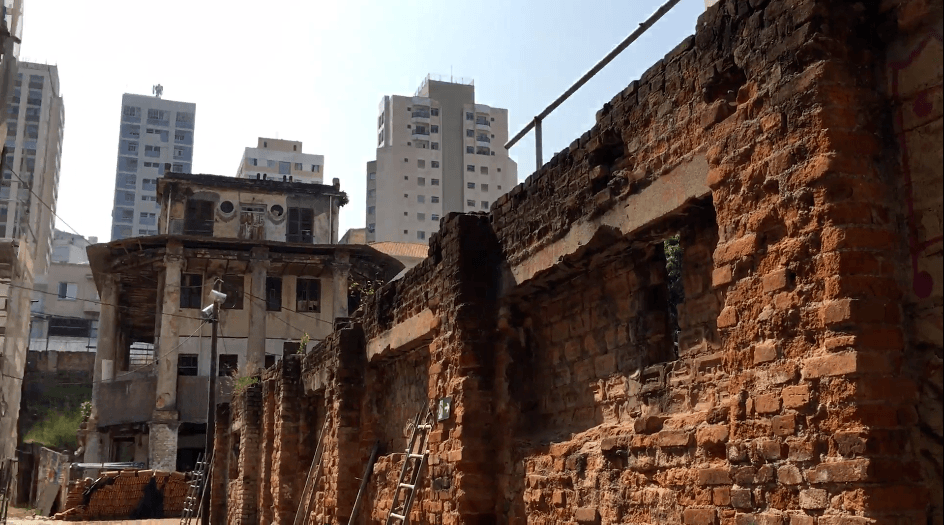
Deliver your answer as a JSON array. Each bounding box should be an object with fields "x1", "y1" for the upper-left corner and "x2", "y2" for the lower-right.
[{"x1": 24, "y1": 406, "x2": 83, "y2": 450}]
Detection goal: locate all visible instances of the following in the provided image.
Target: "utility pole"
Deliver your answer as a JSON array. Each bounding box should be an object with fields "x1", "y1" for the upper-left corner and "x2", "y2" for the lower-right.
[{"x1": 200, "y1": 301, "x2": 220, "y2": 525}]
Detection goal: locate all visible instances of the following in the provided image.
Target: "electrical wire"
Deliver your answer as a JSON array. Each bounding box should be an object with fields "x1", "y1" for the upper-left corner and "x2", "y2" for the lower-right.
[{"x1": 6, "y1": 166, "x2": 83, "y2": 239}]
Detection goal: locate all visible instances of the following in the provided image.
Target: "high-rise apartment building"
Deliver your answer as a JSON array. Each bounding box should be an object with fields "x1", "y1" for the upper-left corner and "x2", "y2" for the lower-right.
[
  {"x1": 235, "y1": 137, "x2": 324, "y2": 184},
  {"x1": 110, "y1": 93, "x2": 195, "y2": 241},
  {"x1": 365, "y1": 76, "x2": 517, "y2": 244},
  {"x1": 2, "y1": 61, "x2": 64, "y2": 275}
]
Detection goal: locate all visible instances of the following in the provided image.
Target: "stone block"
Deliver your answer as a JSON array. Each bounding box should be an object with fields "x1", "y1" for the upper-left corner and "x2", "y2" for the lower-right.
[
  {"x1": 753, "y1": 340, "x2": 779, "y2": 364},
  {"x1": 772, "y1": 413, "x2": 797, "y2": 436},
  {"x1": 805, "y1": 459, "x2": 870, "y2": 483},
  {"x1": 778, "y1": 464, "x2": 803, "y2": 485},
  {"x1": 755, "y1": 393, "x2": 781, "y2": 414},
  {"x1": 683, "y1": 508, "x2": 717, "y2": 525},
  {"x1": 696, "y1": 424, "x2": 730, "y2": 447},
  {"x1": 657, "y1": 430, "x2": 693, "y2": 448},
  {"x1": 799, "y1": 489, "x2": 828, "y2": 509},
  {"x1": 713, "y1": 486, "x2": 732, "y2": 506},
  {"x1": 697, "y1": 468, "x2": 732, "y2": 485},
  {"x1": 634, "y1": 415, "x2": 666, "y2": 434},
  {"x1": 731, "y1": 487, "x2": 753, "y2": 509},
  {"x1": 781, "y1": 384, "x2": 810, "y2": 409},
  {"x1": 574, "y1": 506, "x2": 600, "y2": 524},
  {"x1": 763, "y1": 268, "x2": 790, "y2": 292}
]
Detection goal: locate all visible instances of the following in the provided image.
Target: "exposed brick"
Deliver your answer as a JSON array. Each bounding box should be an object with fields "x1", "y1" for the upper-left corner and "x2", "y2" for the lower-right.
[
  {"x1": 697, "y1": 424, "x2": 730, "y2": 447},
  {"x1": 684, "y1": 508, "x2": 718, "y2": 525},
  {"x1": 799, "y1": 489, "x2": 829, "y2": 509},
  {"x1": 755, "y1": 393, "x2": 782, "y2": 414},
  {"x1": 781, "y1": 384, "x2": 810, "y2": 409},
  {"x1": 772, "y1": 413, "x2": 797, "y2": 436},
  {"x1": 753, "y1": 340, "x2": 779, "y2": 364},
  {"x1": 698, "y1": 468, "x2": 733, "y2": 485},
  {"x1": 778, "y1": 465, "x2": 804, "y2": 485},
  {"x1": 805, "y1": 459, "x2": 870, "y2": 484}
]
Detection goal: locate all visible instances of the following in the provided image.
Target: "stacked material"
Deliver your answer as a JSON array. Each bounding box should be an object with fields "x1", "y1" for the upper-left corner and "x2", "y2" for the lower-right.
[{"x1": 54, "y1": 469, "x2": 188, "y2": 521}]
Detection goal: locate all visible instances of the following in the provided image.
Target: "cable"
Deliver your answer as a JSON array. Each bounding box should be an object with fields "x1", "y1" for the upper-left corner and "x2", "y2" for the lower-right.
[
  {"x1": 6, "y1": 166, "x2": 83, "y2": 239},
  {"x1": 53, "y1": 321, "x2": 208, "y2": 386}
]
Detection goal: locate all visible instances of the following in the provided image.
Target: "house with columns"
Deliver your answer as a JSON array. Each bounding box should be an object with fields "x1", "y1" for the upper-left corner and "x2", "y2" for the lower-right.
[{"x1": 82, "y1": 173, "x2": 403, "y2": 471}]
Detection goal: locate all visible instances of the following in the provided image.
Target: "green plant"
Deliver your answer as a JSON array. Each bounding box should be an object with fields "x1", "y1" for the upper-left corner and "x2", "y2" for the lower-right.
[
  {"x1": 79, "y1": 400, "x2": 92, "y2": 421},
  {"x1": 298, "y1": 333, "x2": 310, "y2": 354},
  {"x1": 232, "y1": 375, "x2": 259, "y2": 395},
  {"x1": 24, "y1": 406, "x2": 84, "y2": 449}
]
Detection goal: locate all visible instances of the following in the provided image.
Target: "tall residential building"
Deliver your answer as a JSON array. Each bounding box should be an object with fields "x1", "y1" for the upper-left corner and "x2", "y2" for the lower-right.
[
  {"x1": 235, "y1": 137, "x2": 324, "y2": 184},
  {"x1": 2, "y1": 62, "x2": 64, "y2": 274},
  {"x1": 110, "y1": 93, "x2": 196, "y2": 241},
  {"x1": 365, "y1": 76, "x2": 517, "y2": 244}
]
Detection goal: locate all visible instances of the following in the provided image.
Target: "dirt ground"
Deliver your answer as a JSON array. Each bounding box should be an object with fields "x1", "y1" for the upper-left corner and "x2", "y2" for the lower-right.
[{"x1": 6, "y1": 507, "x2": 179, "y2": 524}]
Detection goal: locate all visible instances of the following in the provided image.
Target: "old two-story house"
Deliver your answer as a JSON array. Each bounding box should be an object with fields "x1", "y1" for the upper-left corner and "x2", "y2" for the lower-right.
[{"x1": 83, "y1": 173, "x2": 403, "y2": 471}]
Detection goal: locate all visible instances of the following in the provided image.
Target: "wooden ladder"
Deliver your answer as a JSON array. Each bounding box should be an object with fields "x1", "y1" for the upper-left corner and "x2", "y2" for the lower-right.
[
  {"x1": 179, "y1": 453, "x2": 209, "y2": 525},
  {"x1": 385, "y1": 407, "x2": 434, "y2": 525},
  {"x1": 293, "y1": 417, "x2": 331, "y2": 525}
]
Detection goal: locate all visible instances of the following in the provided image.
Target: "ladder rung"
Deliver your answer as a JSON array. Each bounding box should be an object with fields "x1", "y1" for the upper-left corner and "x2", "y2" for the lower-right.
[
  {"x1": 416, "y1": 424, "x2": 431, "y2": 429},
  {"x1": 390, "y1": 512, "x2": 406, "y2": 520},
  {"x1": 408, "y1": 453, "x2": 425, "y2": 460},
  {"x1": 399, "y1": 482, "x2": 414, "y2": 490}
]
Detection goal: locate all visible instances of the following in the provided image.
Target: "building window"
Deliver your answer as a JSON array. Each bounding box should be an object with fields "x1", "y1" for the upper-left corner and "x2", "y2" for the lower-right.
[
  {"x1": 467, "y1": 199, "x2": 475, "y2": 207},
  {"x1": 368, "y1": 172, "x2": 376, "y2": 180},
  {"x1": 293, "y1": 162, "x2": 303, "y2": 171},
  {"x1": 466, "y1": 146, "x2": 474, "y2": 154},
  {"x1": 431, "y1": 196, "x2": 440, "y2": 203},
  {"x1": 417, "y1": 177, "x2": 426, "y2": 186},
  {"x1": 220, "y1": 275, "x2": 244, "y2": 310},
  {"x1": 481, "y1": 201, "x2": 489, "y2": 208},
  {"x1": 467, "y1": 182, "x2": 475, "y2": 189},
  {"x1": 180, "y1": 273, "x2": 203, "y2": 309},
  {"x1": 266, "y1": 277, "x2": 282, "y2": 311},
  {"x1": 368, "y1": 189, "x2": 376, "y2": 198},
  {"x1": 466, "y1": 129, "x2": 474, "y2": 137},
  {"x1": 127, "y1": 142, "x2": 137, "y2": 152},
  {"x1": 367, "y1": 223, "x2": 375, "y2": 232},
  {"x1": 48, "y1": 317, "x2": 92, "y2": 337},
  {"x1": 417, "y1": 231, "x2": 426, "y2": 240},
  {"x1": 431, "y1": 214, "x2": 440, "y2": 221},
  {"x1": 431, "y1": 125, "x2": 439, "y2": 133},
  {"x1": 296, "y1": 278, "x2": 321, "y2": 312},
  {"x1": 417, "y1": 159, "x2": 425, "y2": 169},
  {"x1": 431, "y1": 108, "x2": 439, "y2": 116},
  {"x1": 480, "y1": 166, "x2": 488, "y2": 175},
  {"x1": 177, "y1": 354, "x2": 198, "y2": 376},
  {"x1": 417, "y1": 212, "x2": 425, "y2": 221},
  {"x1": 287, "y1": 207, "x2": 315, "y2": 243},
  {"x1": 312, "y1": 165, "x2": 320, "y2": 172},
  {"x1": 467, "y1": 165, "x2": 475, "y2": 172},
  {"x1": 481, "y1": 183, "x2": 489, "y2": 191},
  {"x1": 466, "y1": 112, "x2": 473, "y2": 120},
  {"x1": 431, "y1": 142, "x2": 439, "y2": 150},
  {"x1": 431, "y1": 161, "x2": 440, "y2": 169},
  {"x1": 219, "y1": 355, "x2": 238, "y2": 377},
  {"x1": 497, "y1": 168, "x2": 502, "y2": 173},
  {"x1": 57, "y1": 282, "x2": 77, "y2": 300},
  {"x1": 184, "y1": 199, "x2": 214, "y2": 236},
  {"x1": 417, "y1": 195, "x2": 425, "y2": 204},
  {"x1": 367, "y1": 206, "x2": 375, "y2": 215}
]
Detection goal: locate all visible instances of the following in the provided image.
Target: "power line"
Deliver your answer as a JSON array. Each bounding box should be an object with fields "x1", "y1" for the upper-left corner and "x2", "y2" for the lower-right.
[
  {"x1": 6, "y1": 166, "x2": 83, "y2": 239},
  {"x1": 53, "y1": 321, "x2": 208, "y2": 386}
]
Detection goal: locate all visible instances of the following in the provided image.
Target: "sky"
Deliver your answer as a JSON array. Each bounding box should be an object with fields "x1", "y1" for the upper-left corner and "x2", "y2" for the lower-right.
[{"x1": 21, "y1": 0, "x2": 705, "y2": 243}]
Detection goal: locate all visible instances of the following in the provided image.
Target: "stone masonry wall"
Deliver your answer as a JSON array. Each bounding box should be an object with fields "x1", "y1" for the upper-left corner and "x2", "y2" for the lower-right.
[{"x1": 219, "y1": 0, "x2": 943, "y2": 523}]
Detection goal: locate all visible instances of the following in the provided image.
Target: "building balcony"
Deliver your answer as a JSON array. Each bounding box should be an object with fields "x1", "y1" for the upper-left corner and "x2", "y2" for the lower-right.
[
  {"x1": 475, "y1": 118, "x2": 490, "y2": 127},
  {"x1": 411, "y1": 129, "x2": 430, "y2": 137}
]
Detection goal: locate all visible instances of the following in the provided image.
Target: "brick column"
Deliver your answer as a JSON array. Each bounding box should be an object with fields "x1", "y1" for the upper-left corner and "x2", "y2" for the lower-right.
[
  {"x1": 247, "y1": 247, "x2": 269, "y2": 373},
  {"x1": 235, "y1": 382, "x2": 262, "y2": 523},
  {"x1": 88, "y1": 274, "x2": 118, "y2": 442},
  {"x1": 210, "y1": 403, "x2": 230, "y2": 525},
  {"x1": 273, "y1": 354, "x2": 302, "y2": 525},
  {"x1": 155, "y1": 243, "x2": 183, "y2": 411},
  {"x1": 150, "y1": 242, "x2": 183, "y2": 471}
]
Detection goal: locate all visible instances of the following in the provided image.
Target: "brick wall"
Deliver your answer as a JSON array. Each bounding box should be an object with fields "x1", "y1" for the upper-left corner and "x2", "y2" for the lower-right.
[{"x1": 216, "y1": 0, "x2": 943, "y2": 523}]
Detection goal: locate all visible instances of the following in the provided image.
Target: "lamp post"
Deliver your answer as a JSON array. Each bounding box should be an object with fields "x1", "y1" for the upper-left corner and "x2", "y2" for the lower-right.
[{"x1": 200, "y1": 289, "x2": 225, "y2": 525}]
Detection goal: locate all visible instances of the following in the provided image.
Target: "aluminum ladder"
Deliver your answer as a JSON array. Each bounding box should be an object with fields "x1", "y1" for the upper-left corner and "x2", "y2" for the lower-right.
[
  {"x1": 179, "y1": 453, "x2": 208, "y2": 525},
  {"x1": 385, "y1": 407, "x2": 433, "y2": 525},
  {"x1": 293, "y1": 417, "x2": 330, "y2": 525}
]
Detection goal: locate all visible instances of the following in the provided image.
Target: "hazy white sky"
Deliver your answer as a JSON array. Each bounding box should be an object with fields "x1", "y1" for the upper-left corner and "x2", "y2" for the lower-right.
[{"x1": 22, "y1": 0, "x2": 704, "y2": 243}]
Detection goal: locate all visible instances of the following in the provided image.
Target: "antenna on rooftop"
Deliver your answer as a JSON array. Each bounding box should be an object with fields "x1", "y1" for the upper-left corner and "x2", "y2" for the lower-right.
[{"x1": 152, "y1": 84, "x2": 163, "y2": 98}]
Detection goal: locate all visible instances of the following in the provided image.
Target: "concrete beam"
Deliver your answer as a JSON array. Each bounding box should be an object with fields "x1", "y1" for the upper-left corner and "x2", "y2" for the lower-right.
[
  {"x1": 509, "y1": 154, "x2": 709, "y2": 287},
  {"x1": 366, "y1": 308, "x2": 438, "y2": 362}
]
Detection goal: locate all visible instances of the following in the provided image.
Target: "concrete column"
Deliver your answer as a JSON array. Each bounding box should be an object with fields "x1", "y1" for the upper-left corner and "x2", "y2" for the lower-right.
[
  {"x1": 331, "y1": 253, "x2": 351, "y2": 322},
  {"x1": 247, "y1": 247, "x2": 269, "y2": 373},
  {"x1": 155, "y1": 244, "x2": 183, "y2": 412},
  {"x1": 90, "y1": 274, "x2": 119, "y2": 426},
  {"x1": 148, "y1": 414, "x2": 180, "y2": 472}
]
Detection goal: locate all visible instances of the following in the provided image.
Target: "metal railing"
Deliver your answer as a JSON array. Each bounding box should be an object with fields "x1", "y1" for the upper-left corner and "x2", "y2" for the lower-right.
[
  {"x1": 411, "y1": 110, "x2": 430, "y2": 118},
  {"x1": 505, "y1": 0, "x2": 683, "y2": 172}
]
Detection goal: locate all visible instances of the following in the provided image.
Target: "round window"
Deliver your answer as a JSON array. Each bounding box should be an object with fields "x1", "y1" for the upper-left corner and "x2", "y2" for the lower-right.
[
  {"x1": 270, "y1": 204, "x2": 284, "y2": 217},
  {"x1": 220, "y1": 201, "x2": 234, "y2": 213}
]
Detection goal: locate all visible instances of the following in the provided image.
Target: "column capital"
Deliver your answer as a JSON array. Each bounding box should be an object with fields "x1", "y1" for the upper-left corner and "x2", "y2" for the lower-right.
[
  {"x1": 249, "y1": 246, "x2": 270, "y2": 261},
  {"x1": 163, "y1": 252, "x2": 184, "y2": 267}
]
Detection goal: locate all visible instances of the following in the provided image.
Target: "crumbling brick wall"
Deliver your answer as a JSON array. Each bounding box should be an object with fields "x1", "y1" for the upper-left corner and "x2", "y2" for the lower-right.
[{"x1": 218, "y1": 0, "x2": 943, "y2": 523}]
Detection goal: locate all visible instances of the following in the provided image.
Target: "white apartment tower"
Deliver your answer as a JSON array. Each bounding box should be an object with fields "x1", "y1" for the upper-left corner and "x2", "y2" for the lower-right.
[
  {"x1": 366, "y1": 76, "x2": 517, "y2": 244},
  {"x1": 235, "y1": 137, "x2": 324, "y2": 183},
  {"x1": 2, "y1": 61, "x2": 64, "y2": 275},
  {"x1": 110, "y1": 93, "x2": 195, "y2": 241}
]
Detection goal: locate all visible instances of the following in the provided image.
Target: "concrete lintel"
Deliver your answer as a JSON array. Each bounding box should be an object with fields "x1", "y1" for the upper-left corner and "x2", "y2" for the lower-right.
[
  {"x1": 367, "y1": 308, "x2": 438, "y2": 362},
  {"x1": 509, "y1": 154, "x2": 710, "y2": 287}
]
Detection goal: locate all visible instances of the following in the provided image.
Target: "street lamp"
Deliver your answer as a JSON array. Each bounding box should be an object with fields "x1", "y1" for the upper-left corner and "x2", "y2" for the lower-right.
[{"x1": 200, "y1": 288, "x2": 225, "y2": 525}]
